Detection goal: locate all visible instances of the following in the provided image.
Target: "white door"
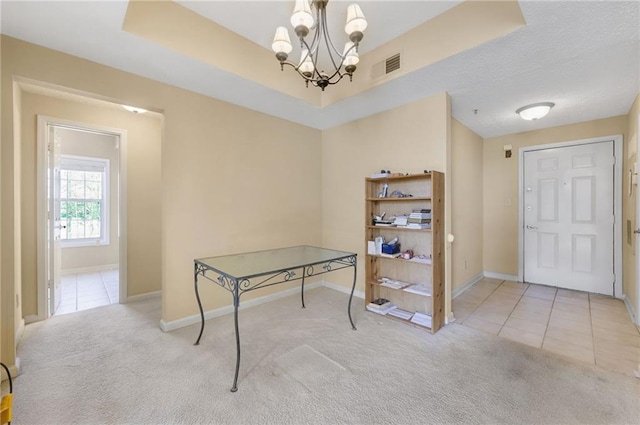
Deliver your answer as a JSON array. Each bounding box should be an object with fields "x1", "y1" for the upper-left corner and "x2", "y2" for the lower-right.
[
  {"x1": 48, "y1": 125, "x2": 63, "y2": 316},
  {"x1": 523, "y1": 141, "x2": 614, "y2": 295}
]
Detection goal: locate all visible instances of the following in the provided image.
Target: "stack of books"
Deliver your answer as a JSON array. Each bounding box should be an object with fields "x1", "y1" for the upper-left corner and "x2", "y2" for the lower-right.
[
  {"x1": 366, "y1": 298, "x2": 397, "y2": 315},
  {"x1": 407, "y1": 209, "x2": 431, "y2": 229}
]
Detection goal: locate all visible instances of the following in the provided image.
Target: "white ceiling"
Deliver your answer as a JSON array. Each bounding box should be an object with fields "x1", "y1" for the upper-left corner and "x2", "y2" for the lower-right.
[{"x1": 1, "y1": 1, "x2": 639, "y2": 138}]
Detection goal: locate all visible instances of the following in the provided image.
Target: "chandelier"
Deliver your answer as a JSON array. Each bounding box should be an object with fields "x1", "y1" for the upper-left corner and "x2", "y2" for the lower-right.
[{"x1": 271, "y1": 0, "x2": 368, "y2": 91}]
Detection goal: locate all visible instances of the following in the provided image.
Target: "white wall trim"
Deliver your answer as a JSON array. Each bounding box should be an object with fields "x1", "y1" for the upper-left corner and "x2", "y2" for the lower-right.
[
  {"x1": 61, "y1": 264, "x2": 118, "y2": 275},
  {"x1": 124, "y1": 290, "x2": 161, "y2": 303},
  {"x1": 24, "y1": 314, "x2": 40, "y2": 325},
  {"x1": 160, "y1": 282, "x2": 324, "y2": 332},
  {"x1": 3, "y1": 358, "x2": 21, "y2": 379},
  {"x1": 322, "y1": 280, "x2": 365, "y2": 299},
  {"x1": 622, "y1": 294, "x2": 639, "y2": 326},
  {"x1": 518, "y1": 135, "x2": 623, "y2": 298},
  {"x1": 15, "y1": 319, "x2": 25, "y2": 345},
  {"x1": 483, "y1": 271, "x2": 519, "y2": 281},
  {"x1": 452, "y1": 272, "x2": 484, "y2": 299}
]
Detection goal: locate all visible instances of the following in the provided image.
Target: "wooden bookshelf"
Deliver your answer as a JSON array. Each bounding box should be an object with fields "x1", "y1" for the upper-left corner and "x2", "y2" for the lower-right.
[{"x1": 364, "y1": 172, "x2": 444, "y2": 333}]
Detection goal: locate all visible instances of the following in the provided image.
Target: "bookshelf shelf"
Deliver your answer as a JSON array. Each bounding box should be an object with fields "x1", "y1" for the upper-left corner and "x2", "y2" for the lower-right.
[
  {"x1": 364, "y1": 172, "x2": 444, "y2": 333},
  {"x1": 365, "y1": 197, "x2": 432, "y2": 202},
  {"x1": 366, "y1": 225, "x2": 432, "y2": 233}
]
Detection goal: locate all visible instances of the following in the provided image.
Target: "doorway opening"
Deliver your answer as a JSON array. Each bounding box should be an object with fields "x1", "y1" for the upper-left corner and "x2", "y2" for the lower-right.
[
  {"x1": 518, "y1": 136, "x2": 622, "y2": 297},
  {"x1": 37, "y1": 116, "x2": 128, "y2": 319}
]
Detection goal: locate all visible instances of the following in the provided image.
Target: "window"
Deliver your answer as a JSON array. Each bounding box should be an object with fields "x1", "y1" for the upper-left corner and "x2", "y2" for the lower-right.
[{"x1": 59, "y1": 155, "x2": 109, "y2": 247}]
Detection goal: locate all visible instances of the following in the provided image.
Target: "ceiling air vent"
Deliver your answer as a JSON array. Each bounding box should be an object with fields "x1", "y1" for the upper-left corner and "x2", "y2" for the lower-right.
[{"x1": 371, "y1": 53, "x2": 401, "y2": 81}]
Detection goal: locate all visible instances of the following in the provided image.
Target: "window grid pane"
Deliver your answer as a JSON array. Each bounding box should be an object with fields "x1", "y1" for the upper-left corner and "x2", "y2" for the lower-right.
[{"x1": 60, "y1": 164, "x2": 105, "y2": 242}]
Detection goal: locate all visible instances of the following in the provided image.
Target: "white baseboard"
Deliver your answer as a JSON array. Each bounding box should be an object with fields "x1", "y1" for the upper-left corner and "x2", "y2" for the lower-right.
[
  {"x1": 124, "y1": 290, "x2": 161, "y2": 303},
  {"x1": 16, "y1": 319, "x2": 25, "y2": 345},
  {"x1": 61, "y1": 263, "x2": 118, "y2": 275},
  {"x1": 452, "y1": 272, "x2": 484, "y2": 299},
  {"x1": 483, "y1": 271, "x2": 519, "y2": 282},
  {"x1": 24, "y1": 314, "x2": 40, "y2": 324},
  {"x1": 322, "y1": 280, "x2": 365, "y2": 299},
  {"x1": 160, "y1": 281, "x2": 324, "y2": 332},
  {"x1": 622, "y1": 294, "x2": 639, "y2": 326},
  {"x1": 2, "y1": 358, "x2": 20, "y2": 379},
  {"x1": 447, "y1": 312, "x2": 456, "y2": 324}
]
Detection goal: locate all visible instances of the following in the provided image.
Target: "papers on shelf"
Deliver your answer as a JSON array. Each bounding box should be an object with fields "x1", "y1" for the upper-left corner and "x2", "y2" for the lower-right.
[
  {"x1": 409, "y1": 256, "x2": 432, "y2": 264},
  {"x1": 374, "y1": 221, "x2": 396, "y2": 227},
  {"x1": 403, "y1": 284, "x2": 432, "y2": 296},
  {"x1": 410, "y1": 312, "x2": 432, "y2": 328},
  {"x1": 387, "y1": 308, "x2": 414, "y2": 320},
  {"x1": 366, "y1": 304, "x2": 397, "y2": 315},
  {"x1": 393, "y1": 215, "x2": 409, "y2": 226},
  {"x1": 370, "y1": 172, "x2": 390, "y2": 178},
  {"x1": 406, "y1": 223, "x2": 431, "y2": 230},
  {"x1": 379, "y1": 278, "x2": 412, "y2": 290}
]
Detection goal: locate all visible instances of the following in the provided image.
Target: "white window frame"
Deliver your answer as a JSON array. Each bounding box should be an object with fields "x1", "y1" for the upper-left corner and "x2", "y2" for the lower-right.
[{"x1": 60, "y1": 154, "x2": 110, "y2": 248}]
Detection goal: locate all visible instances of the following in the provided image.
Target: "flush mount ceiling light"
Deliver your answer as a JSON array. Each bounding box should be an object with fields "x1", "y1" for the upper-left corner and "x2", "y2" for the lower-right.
[
  {"x1": 516, "y1": 102, "x2": 555, "y2": 121},
  {"x1": 122, "y1": 105, "x2": 147, "y2": 114},
  {"x1": 272, "y1": 0, "x2": 368, "y2": 91}
]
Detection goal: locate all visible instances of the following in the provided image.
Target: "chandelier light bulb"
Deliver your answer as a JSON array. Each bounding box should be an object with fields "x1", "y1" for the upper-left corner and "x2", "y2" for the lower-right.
[
  {"x1": 272, "y1": 26, "x2": 293, "y2": 55},
  {"x1": 345, "y1": 4, "x2": 367, "y2": 36},
  {"x1": 291, "y1": 0, "x2": 314, "y2": 37},
  {"x1": 343, "y1": 42, "x2": 359, "y2": 66},
  {"x1": 298, "y1": 49, "x2": 315, "y2": 76}
]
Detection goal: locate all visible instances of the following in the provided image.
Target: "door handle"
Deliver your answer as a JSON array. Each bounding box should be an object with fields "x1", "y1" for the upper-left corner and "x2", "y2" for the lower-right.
[
  {"x1": 634, "y1": 229, "x2": 640, "y2": 234},
  {"x1": 526, "y1": 225, "x2": 538, "y2": 230}
]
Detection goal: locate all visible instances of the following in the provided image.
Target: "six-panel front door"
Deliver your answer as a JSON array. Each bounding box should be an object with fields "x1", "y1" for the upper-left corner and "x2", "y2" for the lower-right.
[{"x1": 523, "y1": 141, "x2": 614, "y2": 295}]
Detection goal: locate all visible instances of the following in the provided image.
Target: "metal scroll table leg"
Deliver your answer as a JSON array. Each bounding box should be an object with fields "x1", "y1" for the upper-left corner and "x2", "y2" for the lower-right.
[
  {"x1": 194, "y1": 264, "x2": 205, "y2": 345},
  {"x1": 300, "y1": 270, "x2": 306, "y2": 309},
  {"x1": 348, "y1": 260, "x2": 357, "y2": 330},
  {"x1": 231, "y1": 281, "x2": 241, "y2": 392}
]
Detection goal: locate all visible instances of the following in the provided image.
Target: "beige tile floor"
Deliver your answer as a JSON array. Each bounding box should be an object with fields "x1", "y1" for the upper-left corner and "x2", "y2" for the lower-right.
[
  {"x1": 55, "y1": 269, "x2": 119, "y2": 316},
  {"x1": 453, "y1": 278, "x2": 640, "y2": 378}
]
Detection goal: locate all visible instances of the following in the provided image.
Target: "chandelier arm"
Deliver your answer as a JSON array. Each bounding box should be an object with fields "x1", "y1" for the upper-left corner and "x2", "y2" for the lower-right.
[
  {"x1": 321, "y1": 6, "x2": 345, "y2": 62},
  {"x1": 320, "y1": 15, "x2": 341, "y2": 74},
  {"x1": 297, "y1": 37, "x2": 313, "y2": 69}
]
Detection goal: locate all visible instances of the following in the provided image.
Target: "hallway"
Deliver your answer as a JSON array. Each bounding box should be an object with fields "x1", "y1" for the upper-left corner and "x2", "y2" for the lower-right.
[{"x1": 453, "y1": 278, "x2": 640, "y2": 377}]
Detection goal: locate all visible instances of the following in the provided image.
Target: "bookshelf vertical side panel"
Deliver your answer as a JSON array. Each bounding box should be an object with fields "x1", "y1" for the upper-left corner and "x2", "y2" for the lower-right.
[{"x1": 430, "y1": 172, "x2": 445, "y2": 333}]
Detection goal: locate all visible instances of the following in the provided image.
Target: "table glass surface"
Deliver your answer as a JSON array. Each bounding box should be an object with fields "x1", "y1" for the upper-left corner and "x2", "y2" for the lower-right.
[{"x1": 195, "y1": 245, "x2": 356, "y2": 280}]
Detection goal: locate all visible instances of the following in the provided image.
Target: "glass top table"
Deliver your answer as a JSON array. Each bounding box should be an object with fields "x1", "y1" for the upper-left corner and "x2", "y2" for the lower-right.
[{"x1": 193, "y1": 245, "x2": 358, "y2": 392}]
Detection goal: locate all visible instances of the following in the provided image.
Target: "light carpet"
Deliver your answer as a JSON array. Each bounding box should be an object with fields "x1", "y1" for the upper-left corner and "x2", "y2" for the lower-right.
[{"x1": 11, "y1": 287, "x2": 640, "y2": 424}]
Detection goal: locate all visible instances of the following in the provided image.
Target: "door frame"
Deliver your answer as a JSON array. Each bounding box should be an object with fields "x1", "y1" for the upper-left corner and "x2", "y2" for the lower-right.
[
  {"x1": 518, "y1": 135, "x2": 623, "y2": 297},
  {"x1": 35, "y1": 115, "x2": 128, "y2": 321},
  {"x1": 635, "y1": 114, "x2": 640, "y2": 325}
]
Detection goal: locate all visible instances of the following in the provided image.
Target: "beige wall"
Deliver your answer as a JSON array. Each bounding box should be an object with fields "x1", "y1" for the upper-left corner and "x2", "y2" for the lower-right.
[
  {"x1": 623, "y1": 94, "x2": 639, "y2": 320},
  {"x1": 321, "y1": 92, "x2": 451, "y2": 314},
  {"x1": 0, "y1": 20, "x2": 3, "y2": 370},
  {"x1": 1, "y1": 36, "x2": 323, "y2": 326},
  {"x1": 56, "y1": 127, "x2": 119, "y2": 272},
  {"x1": 19, "y1": 90, "x2": 163, "y2": 316},
  {"x1": 451, "y1": 119, "x2": 483, "y2": 294},
  {"x1": 483, "y1": 115, "x2": 628, "y2": 276}
]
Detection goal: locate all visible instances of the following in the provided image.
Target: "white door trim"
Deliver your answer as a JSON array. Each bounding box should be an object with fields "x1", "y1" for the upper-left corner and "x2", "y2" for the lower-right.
[
  {"x1": 36, "y1": 115, "x2": 129, "y2": 321},
  {"x1": 518, "y1": 135, "x2": 623, "y2": 297}
]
